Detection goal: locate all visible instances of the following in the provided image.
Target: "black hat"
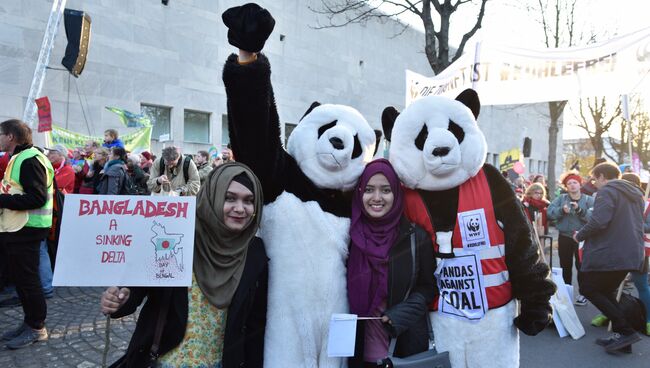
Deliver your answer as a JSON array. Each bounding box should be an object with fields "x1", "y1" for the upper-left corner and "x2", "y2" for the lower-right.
[{"x1": 222, "y1": 3, "x2": 275, "y2": 53}]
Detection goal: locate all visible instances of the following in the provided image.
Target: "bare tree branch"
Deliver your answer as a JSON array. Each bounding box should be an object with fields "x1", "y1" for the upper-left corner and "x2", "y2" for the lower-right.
[
  {"x1": 311, "y1": 0, "x2": 488, "y2": 74},
  {"x1": 452, "y1": 0, "x2": 487, "y2": 63}
]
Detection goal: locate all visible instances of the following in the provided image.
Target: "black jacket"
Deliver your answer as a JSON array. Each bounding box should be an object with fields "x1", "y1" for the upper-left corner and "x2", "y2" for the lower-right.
[
  {"x1": 109, "y1": 237, "x2": 268, "y2": 368},
  {"x1": 0, "y1": 144, "x2": 49, "y2": 242},
  {"x1": 350, "y1": 218, "x2": 435, "y2": 367},
  {"x1": 576, "y1": 179, "x2": 645, "y2": 272}
]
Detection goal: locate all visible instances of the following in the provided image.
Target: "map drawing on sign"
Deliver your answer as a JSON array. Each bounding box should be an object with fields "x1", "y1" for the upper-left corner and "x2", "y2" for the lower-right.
[{"x1": 150, "y1": 221, "x2": 185, "y2": 276}]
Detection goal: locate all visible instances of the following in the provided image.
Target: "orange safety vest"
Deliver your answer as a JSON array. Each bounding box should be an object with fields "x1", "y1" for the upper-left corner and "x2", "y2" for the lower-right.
[{"x1": 404, "y1": 168, "x2": 513, "y2": 310}]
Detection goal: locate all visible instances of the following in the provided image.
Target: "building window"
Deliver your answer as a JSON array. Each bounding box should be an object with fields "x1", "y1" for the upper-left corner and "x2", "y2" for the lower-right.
[
  {"x1": 538, "y1": 160, "x2": 543, "y2": 174},
  {"x1": 184, "y1": 110, "x2": 210, "y2": 144},
  {"x1": 529, "y1": 159, "x2": 534, "y2": 173},
  {"x1": 493, "y1": 153, "x2": 499, "y2": 167},
  {"x1": 285, "y1": 123, "x2": 297, "y2": 146},
  {"x1": 221, "y1": 114, "x2": 229, "y2": 146},
  {"x1": 141, "y1": 104, "x2": 171, "y2": 140}
]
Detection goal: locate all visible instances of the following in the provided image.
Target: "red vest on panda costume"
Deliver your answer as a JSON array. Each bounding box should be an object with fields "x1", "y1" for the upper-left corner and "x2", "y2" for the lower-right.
[{"x1": 404, "y1": 168, "x2": 513, "y2": 311}]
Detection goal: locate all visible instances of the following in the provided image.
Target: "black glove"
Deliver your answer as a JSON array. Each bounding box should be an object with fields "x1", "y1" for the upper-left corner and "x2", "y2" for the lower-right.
[
  {"x1": 513, "y1": 303, "x2": 552, "y2": 336},
  {"x1": 222, "y1": 3, "x2": 275, "y2": 53}
]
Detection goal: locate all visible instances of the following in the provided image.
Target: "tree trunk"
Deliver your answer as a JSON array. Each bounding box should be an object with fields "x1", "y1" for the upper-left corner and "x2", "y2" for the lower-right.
[{"x1": 547, "y1": 101, "x2": 567, "y2": 199}]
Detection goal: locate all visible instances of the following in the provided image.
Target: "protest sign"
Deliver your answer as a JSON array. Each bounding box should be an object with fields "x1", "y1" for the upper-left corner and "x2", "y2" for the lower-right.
[
  {"x1": 498, "y1": 148, "x2": 520, "y2": 172},
  {"x1": 405, "y1": 27, "x2": 650, "y2": 106},
  {"x1": 35, "y1": 97, "x2": 52, "y2": 132},
  {"x1": 435, "y1": 253, "x2": 488, "y2": 322},
  {"x1": 549, "y1": 267, "x2": 585, "y2": 339},
  {"x1": 53, "y1": 194, "x2": 196, "y2": 287}
]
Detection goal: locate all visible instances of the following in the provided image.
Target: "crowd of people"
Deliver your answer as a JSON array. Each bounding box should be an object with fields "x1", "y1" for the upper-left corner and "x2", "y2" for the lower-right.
[
  {"x1": 505, "y1": 163, "x2": 650, "y2": 352},
  {"x1": 0, "y1": 3, "x2": 648, "y2": 364},
  {"x1": 0, "y1": 120, "x2": 647, "y2": 363},
  {"x1": 0, "y1": 121, "x2": 235, "y2": 351}
]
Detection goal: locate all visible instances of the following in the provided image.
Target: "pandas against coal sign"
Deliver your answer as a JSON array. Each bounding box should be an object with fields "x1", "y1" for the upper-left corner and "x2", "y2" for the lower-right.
[{"x1": 435, "y1": 253, "x2": 488, "y2": 321}]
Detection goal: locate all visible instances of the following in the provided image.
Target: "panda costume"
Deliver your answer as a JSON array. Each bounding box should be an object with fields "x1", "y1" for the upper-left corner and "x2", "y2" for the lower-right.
[
  {"x1": 382, "y1": 89, "x2": 555, "y2": 368},
  {"x1": 221, "y1": 4, "x2": 380, "y2": 368}
]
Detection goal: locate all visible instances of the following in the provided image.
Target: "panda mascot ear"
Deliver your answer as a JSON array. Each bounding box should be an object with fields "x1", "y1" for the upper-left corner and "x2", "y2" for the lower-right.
[
  {"x1": 455, "y1": 89, "x2": 481, "y2": 119},
  {"x1": 373, "y1": 130, "x2": 382, "y2": 156},
  {"x1": 300, "y1": 101, "x2": 321, "y2": 121},
  {"x1": 381, "y1": 106, "x2": 400, "y2": 142}
]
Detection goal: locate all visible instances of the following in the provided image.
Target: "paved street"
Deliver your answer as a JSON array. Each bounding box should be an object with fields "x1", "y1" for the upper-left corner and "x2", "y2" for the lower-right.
[
  {"x1": 1, "y1": 242, "x2": 649, "y2": 367},
  {"x1": 0, "y1": 287, "x2": 136, "y2": 368}
]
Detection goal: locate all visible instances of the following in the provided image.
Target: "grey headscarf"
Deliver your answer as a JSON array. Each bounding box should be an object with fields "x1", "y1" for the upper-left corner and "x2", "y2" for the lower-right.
[{"x1": 193, "y1": 162, "x2": 263, "y2": 308}]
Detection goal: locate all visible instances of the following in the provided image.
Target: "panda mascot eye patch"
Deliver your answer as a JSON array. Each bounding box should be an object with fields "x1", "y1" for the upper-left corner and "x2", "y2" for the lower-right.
[{"x1": 414, "y1": 120, "x2": 465, "y2": 152}]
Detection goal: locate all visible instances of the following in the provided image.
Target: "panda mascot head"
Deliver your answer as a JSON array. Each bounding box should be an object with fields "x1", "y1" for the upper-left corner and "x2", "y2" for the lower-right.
[
  {"x1": 287, "y1": 101, "x2": 380, "y2": 191},
  {"x1": 382, "y1": 89, "x2": 486, "y2": 190}
]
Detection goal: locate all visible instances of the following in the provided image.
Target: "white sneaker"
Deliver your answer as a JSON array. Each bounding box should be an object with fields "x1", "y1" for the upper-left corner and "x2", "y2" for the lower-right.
[{"x1": 575, "y1": 295, "x2": 588, "y2": 306}]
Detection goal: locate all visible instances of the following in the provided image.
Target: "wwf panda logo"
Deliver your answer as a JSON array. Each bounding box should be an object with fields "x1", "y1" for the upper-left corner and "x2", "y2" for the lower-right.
[{"x1": 466, "y1": 217, "x2": 480, "y2": 233}]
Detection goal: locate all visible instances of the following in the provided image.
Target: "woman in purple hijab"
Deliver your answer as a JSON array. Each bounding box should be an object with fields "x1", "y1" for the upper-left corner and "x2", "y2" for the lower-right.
[{"x1": 347, "y1": 159, "x2": 435, "y2": 367}]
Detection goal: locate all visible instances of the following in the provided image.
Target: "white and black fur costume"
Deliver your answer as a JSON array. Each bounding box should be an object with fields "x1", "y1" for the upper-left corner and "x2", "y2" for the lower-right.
[
  {"x1": 382, "y1": 90, "x2": 555, "y2": 368},
  {"x1": 223, "y1": 53, "x2": 379, "y2": 368}
]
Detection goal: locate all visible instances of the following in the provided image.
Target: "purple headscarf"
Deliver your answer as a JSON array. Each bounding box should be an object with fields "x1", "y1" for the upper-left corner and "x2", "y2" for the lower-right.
[{"x1": 348, "y1": 159, "x2": 404, "y2": 316}]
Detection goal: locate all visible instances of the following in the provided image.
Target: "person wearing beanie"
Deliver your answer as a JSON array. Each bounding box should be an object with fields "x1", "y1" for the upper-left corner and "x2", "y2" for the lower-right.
[
  {"x1": 139, "y1": 151, "x2": 153, "y2": 174},
  {"x1": 548, "y1": 171, "x2": 595, "y2": 306}
]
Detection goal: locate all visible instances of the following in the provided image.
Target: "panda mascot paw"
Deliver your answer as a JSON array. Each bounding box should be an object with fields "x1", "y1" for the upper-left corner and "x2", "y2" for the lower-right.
[
  {"x1": 222, "y1": 3, "x2": 275, "y2": 52},
  {"x1": 514, "y1": 302, "x2": 552, "y2": 336}
]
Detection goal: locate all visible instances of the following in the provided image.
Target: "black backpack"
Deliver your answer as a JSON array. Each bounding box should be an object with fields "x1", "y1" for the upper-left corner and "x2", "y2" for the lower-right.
[
  {"x1": 120, "y1": 172, "x2": 139, "y2": 195},
  {"x1": 618, "y1": 292, "x2": 647, "y2": 333},
  {"x1": 158, "y1": 155, "x2": 192, "y2": 183}
]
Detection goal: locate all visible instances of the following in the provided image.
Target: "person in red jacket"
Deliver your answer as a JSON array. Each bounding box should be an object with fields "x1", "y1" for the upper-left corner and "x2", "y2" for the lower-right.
[{"x1": 46, "y1": 145, "x2": 74, "y2": 194}]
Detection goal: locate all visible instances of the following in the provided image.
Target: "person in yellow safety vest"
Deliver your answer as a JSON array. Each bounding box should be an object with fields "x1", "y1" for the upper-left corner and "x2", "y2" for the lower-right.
[{"x1": 0, "y1": 119, "x2": 54, "y2": 350}]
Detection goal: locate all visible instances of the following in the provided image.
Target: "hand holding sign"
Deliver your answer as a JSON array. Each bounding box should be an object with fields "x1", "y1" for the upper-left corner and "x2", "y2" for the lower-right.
[{"x1": 100, "y1": 287, "x2": 131, "y2": 315}]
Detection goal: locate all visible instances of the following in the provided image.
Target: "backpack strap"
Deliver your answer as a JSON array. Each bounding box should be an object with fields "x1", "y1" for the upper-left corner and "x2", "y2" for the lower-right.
[
  {"x1": 159, "y1": 158, "x2": 165, "y2": 178},
  {"x1": 182, "y1": 156, "x2": 191, "y2": 183},
  {"x1": 149, "y1": 288, "x2": 172, "y2": 364}
]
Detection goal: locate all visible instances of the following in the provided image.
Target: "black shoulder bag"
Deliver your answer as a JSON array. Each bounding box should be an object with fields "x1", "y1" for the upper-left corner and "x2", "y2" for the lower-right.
[{"x1": 385, "y1": 230, "x2": 451, "y2": 368}]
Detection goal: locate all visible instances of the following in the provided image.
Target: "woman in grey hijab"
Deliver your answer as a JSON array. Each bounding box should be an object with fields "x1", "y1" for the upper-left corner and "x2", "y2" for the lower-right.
[{"x1": 100, "y1": 162, "x2": 268, "y2": 368}]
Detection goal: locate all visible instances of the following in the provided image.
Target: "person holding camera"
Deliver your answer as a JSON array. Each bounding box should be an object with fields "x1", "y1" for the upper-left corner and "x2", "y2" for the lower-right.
[{"x1": 548, "y1": 171, "x2": 594, "y2": 305}]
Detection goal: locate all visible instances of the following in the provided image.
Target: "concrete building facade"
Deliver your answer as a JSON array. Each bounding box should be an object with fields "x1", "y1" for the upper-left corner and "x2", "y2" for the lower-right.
[{"x1": 0, "y1": 0, "x2": 560, "y2": 177}]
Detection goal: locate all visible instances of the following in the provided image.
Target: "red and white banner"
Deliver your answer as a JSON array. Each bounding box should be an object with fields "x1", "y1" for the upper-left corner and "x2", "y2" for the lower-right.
[{"x1": 35, "y1": 96, "x2": 52, "y2": 132}]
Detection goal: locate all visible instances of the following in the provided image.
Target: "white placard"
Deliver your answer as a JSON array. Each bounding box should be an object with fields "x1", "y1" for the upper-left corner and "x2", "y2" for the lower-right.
[
  {"x1": 327, "y1": 314, "x2": 358, "y2": 358},
  {"x1": 436, "y1": 253, "x2": 488, "y2": 322},
  {"x1": 550, "y1": 268, "x2": 569, "y2": 338},
  {"x1": 53, "y1": 194, "x2": 196, "y2": 287}
]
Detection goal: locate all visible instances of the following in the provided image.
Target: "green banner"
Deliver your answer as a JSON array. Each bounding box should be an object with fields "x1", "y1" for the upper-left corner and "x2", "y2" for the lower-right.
[
  {"x1": 46, "y1": 125, "x2": 152, "y2": 153},
  {"x1": 105, "y1": 106, "x2": 152, "y2": 128}
]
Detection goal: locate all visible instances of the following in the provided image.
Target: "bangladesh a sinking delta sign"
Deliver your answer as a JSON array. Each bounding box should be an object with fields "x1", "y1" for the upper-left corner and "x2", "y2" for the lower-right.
[{"x1": 53, "y1": 195, "x2": 196, "y2": 287}]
